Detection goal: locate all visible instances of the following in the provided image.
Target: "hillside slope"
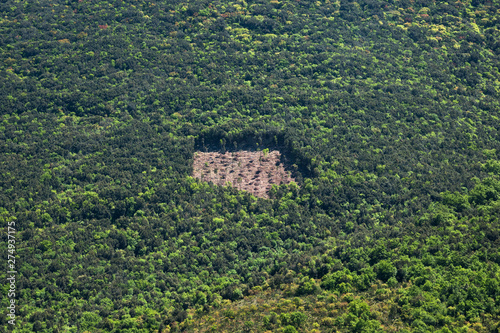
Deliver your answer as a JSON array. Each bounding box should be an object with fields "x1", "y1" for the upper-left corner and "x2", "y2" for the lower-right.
[{"x1": 1, "y1": 0, "x2": 500, "y2": 332}]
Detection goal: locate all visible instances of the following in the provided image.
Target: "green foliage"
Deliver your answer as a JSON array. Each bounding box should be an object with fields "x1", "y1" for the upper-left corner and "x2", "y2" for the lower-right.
[
  {"x1": 484, "y1": 160, "x2": 500, "y2": 174},
  {"x1": 282, "y1": 325, "x2": 298, "y2": 333},
  {"x1": 321, "y1": 269, "x2": 354, "y2": 293},
  {"x1": 336, "y1": 299, "x2": 382, "y2": 332},
  {"x1": 280, "y1": 311, "x2": 307, "y2": 328},
  {"x1": 376, "y1": 260, "x2": 397, "y2": 283},
  {"x1": 79, "y1": 312, "x2": 101, "y2": 331},
  {"x1": 469, "y1": 177, "x2": 500, "y2": 205},
  {"x1": 1, "y1": 0, "x2": 500, "y2": 331},
  {"x1": 295, "y1": 277, "x2": 319, "y2": 296},
  {"x1": 441, "y1": 191, "x2": 470, "y2": 212}
]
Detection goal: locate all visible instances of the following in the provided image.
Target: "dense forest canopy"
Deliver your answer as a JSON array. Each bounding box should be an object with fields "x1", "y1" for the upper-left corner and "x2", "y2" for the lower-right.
[{"x1": 1, "y1": 0, "x2": 500, "y2": 332}]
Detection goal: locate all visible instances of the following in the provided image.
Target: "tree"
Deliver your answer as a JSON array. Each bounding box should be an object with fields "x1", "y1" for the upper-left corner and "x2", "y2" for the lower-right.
[{"x1": 376, "y1": 260, "x2": 397, "y2": 282}]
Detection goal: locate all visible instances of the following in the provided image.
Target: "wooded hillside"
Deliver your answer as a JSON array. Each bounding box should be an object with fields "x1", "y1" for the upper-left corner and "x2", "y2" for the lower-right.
[{"x1": 1, "y1": 0, "x2": 500, "y2": 332}]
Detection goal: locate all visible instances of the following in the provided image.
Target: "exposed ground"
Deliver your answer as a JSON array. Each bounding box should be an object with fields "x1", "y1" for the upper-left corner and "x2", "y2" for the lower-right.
[{"x1": 192, "y1": 150, "x2": 296, "y2": 198}]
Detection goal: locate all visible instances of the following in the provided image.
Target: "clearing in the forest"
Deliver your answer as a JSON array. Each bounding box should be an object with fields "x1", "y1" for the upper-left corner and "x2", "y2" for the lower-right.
[{"x1": 192, "y1": 150, "x2": 295, "y2": 198}]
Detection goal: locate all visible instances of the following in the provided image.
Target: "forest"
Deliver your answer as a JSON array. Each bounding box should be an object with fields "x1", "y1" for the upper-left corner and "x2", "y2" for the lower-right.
[{"x1": 1, "y1": 0, "x2": 500, "y2": 332}]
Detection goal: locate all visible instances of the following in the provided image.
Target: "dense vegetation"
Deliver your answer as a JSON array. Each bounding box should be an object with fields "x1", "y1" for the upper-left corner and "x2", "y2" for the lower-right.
[{"x1": 1, "y1": 0, "x2": 500, "y2": 331}]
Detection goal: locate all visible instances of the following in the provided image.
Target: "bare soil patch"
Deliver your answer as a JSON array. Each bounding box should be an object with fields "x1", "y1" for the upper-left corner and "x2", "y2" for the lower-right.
[{"x1": 192, "y1": 150, "x2": 296, "y2": 198}]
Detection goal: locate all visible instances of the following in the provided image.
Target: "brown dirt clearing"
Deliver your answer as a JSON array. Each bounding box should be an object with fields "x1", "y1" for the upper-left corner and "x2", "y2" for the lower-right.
[{"x1": 192, "y1": 150, "x2": 296, "y2": 198}]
